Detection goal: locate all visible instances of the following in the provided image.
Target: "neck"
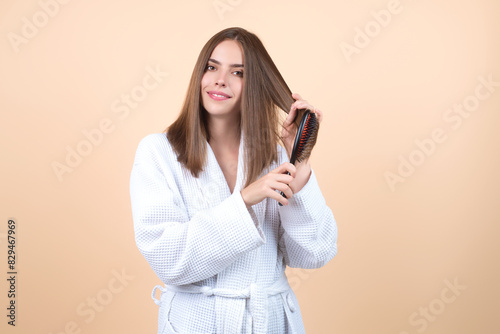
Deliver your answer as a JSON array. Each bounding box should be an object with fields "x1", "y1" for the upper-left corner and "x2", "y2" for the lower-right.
[{"x1": 207, "y1": 114, "x2": 241, "y2": 149}]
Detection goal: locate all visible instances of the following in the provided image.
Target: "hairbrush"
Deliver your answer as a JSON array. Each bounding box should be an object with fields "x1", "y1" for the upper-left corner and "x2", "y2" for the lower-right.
[{"x1": 279, "y1": 109, "x2": 319, "y2": 206}]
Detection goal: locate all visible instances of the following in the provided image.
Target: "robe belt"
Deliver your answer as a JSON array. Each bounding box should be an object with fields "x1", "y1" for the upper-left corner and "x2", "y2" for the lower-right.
[{"x1": 151, "y1": 273, "x2": 296, "y2": 334}]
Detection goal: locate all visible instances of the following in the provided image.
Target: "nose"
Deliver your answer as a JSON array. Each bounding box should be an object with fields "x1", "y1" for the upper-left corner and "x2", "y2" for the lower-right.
[
  {"x1": 215, "y1": 70, "x2": 228, "y2": 87},
  {"x1": 215, "y1": 77, "x2": 226, "y2": 87}
]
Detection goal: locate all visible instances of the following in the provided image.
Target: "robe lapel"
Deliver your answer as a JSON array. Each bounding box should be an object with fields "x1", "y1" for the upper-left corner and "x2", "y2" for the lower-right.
[{"x1": 195, "y1": 132, "x2": 244, "y2": 206}]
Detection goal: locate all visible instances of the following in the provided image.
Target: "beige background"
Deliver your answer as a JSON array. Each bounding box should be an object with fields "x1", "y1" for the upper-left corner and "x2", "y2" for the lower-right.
[{"x1": 1, "y1": 0, "x2": 499, "y2": 333}]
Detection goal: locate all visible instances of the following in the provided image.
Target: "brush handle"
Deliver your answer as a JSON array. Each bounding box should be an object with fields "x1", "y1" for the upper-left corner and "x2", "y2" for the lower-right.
[
  {"x1": 278, "y1": 109, "x2": 311, "y2": 206},
  {"x1": 278, "y1": 171, "x2": 291, "y2": 206}
]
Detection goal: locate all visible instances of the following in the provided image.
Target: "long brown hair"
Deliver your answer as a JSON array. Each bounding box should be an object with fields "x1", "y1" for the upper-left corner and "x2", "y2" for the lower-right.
[{"x1": 165, "y1": 27, "x2": 300, "y2": 189}]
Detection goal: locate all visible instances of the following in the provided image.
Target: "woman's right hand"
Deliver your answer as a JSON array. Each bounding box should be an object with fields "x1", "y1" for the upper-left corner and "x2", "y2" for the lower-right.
[{"x1": 240, "y1": 162, "x2": 296, "y2": 207}]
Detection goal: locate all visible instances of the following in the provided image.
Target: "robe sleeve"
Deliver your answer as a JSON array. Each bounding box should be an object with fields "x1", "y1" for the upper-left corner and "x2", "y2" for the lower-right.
[
  {"x1": 130, "y1": 135, "x2": 265, "y2": 285},
  {"x1": 278, "y1": 167, "x2": 338, "y2": 269}
]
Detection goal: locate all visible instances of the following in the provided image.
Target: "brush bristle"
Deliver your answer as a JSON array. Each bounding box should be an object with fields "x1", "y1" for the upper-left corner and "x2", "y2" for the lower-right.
[{"x1": 295, "y1": 112, "x2": 319, "y2": 163}]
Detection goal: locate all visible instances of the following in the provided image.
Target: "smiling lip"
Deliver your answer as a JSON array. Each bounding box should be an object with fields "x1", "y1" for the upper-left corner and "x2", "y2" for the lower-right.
[{"x1": 207, "y1": 91, "x2": 231, "y2": 101}]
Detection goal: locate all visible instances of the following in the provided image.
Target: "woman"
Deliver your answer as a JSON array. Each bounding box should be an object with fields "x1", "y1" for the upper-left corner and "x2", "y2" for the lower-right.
[{"x1": 130, "y1": 27, "x2": 337, "y2": 334}]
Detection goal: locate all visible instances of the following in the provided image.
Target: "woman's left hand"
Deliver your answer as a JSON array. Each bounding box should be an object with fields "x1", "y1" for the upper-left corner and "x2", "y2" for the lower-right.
[
  {"x1": 281, "y1": 93, "x2": 323, "y2": 194},
  {"x1": 281, "y1": 93, "x2": 323, "y2": 160}
]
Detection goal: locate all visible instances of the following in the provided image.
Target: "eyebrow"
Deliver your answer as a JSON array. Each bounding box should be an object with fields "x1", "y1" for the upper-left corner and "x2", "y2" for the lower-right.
[{"x1": 208, "y1": 58, "x2": 244, "y2": 68}]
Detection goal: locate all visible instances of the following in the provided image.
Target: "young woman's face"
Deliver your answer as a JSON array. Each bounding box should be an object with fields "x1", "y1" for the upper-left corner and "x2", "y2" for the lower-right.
[{"x1": 200, "y1": 40, "x2": 244, "y2": 118}]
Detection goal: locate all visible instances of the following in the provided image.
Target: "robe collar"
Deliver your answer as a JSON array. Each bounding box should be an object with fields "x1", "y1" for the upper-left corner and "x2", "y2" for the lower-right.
[
  {"x1": 195, "y1": 131, "x2": 246, "y2": 206},
  {"x1": 208, "y1": 131, "x2": 245, "y2": 195}
]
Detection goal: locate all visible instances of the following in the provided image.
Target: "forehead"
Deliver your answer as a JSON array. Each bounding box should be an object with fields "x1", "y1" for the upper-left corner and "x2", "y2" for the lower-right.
[{"x1": 209, "y1": 40, "x2": 244, "y2": 64}]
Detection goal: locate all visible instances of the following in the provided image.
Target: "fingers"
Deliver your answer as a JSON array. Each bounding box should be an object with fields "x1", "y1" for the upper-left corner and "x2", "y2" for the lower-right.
[
  {"x1": 272, "y1": 180, "x2": 294, "y2": 199},
  {"x1": 275, "y1": 173, "x2": 294, "y2": 184},
  {"x1": 261, "y1": 179, "x2": 292, "y2": 206},
  {"x1": 292, "y1": 101, "x2": 312, "y2": 111},
  {"x1": 272, "y1": 189, "x2": 290, "y2": 206},
  {"x1": 291, "y1": 93, "x2": 324, "y2": 124},
  {"x1": 241, "y1": 162, "x2": 296, "y2": 207},
  {"x1": 313, "y1": 108, "x2": 323, "y2": 123},
  {"x1": 272, "y1": 162, "x2": 296, "y2": 178},
  {"x1": 272, "y1": 163, "x2": 295, "y2": 205},
  {"x1": 267, "y1": 163, "x2": 296, "y2": 205},
  {"x1": 283, "y1": 106, "x2": 297, "y2": 128},
  {"x1": 284, "y1": 94, "x2": 305, "y2": 127},
  {"x1": 290, "y1": 93, "x2": 313, "y2": 116}
]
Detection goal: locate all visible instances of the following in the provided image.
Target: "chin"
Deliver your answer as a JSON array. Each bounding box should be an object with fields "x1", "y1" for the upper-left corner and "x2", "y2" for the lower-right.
[
  {"x1": 204, "y1": 105, "x2": 238, "y2": 117},
  {"x1": 207, "y1": 110, "x2": 234, "y2": 117}
]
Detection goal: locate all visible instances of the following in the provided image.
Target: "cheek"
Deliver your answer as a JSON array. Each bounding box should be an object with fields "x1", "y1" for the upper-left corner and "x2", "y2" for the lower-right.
[
  {"x1": 232, "y1": 79, "x2": 243, "y2": 96},
  {"x1": 200, "y1": 73, "x2": 209, "y2": 88}
]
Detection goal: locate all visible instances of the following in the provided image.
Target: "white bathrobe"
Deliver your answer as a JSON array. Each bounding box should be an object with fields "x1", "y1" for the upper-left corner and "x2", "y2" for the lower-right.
[{"x1": 130, "y1": 132, "x2": 338, "y2": 334}]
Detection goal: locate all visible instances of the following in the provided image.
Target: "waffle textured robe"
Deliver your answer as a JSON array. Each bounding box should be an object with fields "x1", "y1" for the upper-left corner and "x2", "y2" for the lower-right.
[{"x1": 130, "y1": 133, "x2": 338, "y2": 334}]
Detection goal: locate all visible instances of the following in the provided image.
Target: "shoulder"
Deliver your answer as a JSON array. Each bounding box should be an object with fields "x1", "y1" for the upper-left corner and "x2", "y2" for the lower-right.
[
  {"x1": 136, "y1": 132, "x2": 169, "y2": 149},
  {"x1": 133, "y1": 132, "x2": 175, "y2": 163}
]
